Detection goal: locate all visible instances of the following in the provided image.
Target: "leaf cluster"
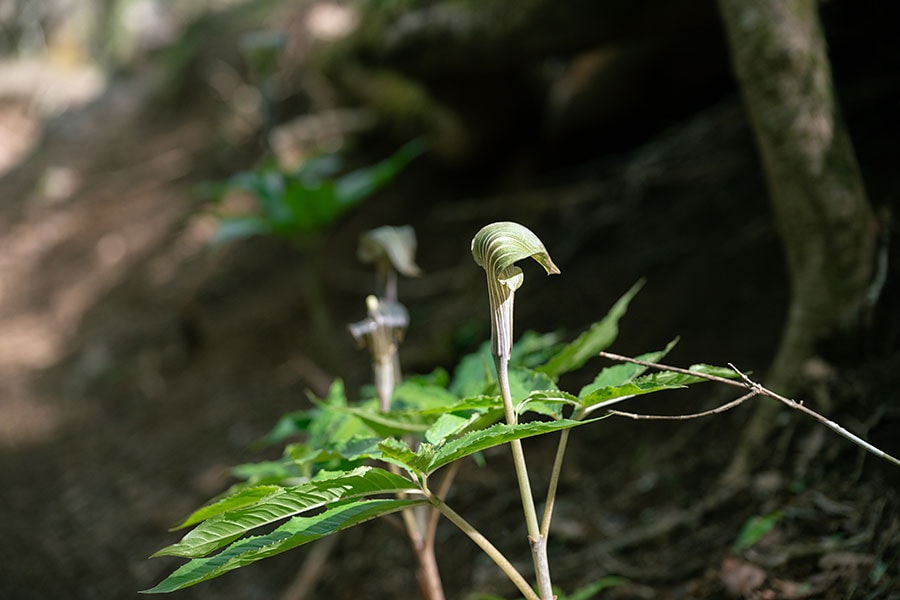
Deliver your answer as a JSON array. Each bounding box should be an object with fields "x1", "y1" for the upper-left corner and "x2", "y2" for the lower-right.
[
  {"x1": 146, "y1": 281, "x2": 734, "y2": 593},
  {"x1": 203, "y1": 139, "x2": 425, "y2": 244}
]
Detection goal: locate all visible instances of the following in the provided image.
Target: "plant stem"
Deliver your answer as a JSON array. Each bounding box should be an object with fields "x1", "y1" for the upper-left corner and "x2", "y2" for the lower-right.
[
  {"x1": 495, "y1": 355, "x2": 554, "y2": 600},
  {"x1": 425, "y1": 490, "x2": 540, "y2": 600},
  {"x1": 540, "y1": 426, "x2": 572, "y2": 539}
]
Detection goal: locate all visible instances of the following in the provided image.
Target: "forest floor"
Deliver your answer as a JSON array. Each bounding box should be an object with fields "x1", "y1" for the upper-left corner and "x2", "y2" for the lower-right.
[{"x1": 0, "y1": 51, "x2": 898, "y2": 600}]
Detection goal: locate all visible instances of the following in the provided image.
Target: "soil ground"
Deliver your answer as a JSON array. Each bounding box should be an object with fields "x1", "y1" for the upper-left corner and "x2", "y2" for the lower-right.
[{"x1": 1, "y1": 43, "x2": 898, "y2": 600}]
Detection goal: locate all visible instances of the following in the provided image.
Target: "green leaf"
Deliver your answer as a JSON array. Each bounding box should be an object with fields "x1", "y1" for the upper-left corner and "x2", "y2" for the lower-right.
[
  {"x1": 336, "y1": 404, "x2": 431, "y2": 435},
  {"x1": 391, "y1": 379, "x2": 460, "y2": 412},
  {"x1": 258, "y1": 410, "x2": 314, "y2": 446},
  {"x1": 579, "y1": 378, "x2": 682, "y2": 412},
  {"x1": 229, "y1": 458, "x2": 307, "y2": 485},
  {"x1": 143, "y1": 498, "x2": 424, "y2": 593},
  {"x1": 335, "y1": 138, "x2": 426, "y2": 205},
  {"x1": 173, "y1": 485, "x2": 284, "y2": 530},
  {"x1": 734, "y1": 511, "x2": 783, "y2": 550},
  {"x1": 537, "y1": 281, "x2": 643, "y2": 380},
  {"x1": 517, "y1": 390, "x2": 580, "y2": 419},
  {"x1": 449, "y1": 335, "x2": 565, "y2": 398},
  {"x1": 305, "y1": 382, "x2": 381, "y2": 452},
  {"x1": 578, "y1": 339, "x2": 677, "y2": 398},
  {"x1": 579, "y1": 363, "x2": 735, "y2": 413},
  {"x1": 211, "y1": 216, "x2": 273, "y2": 244},
  {"x1": 425, "y1": 418, "x2": 599, "y2": 474},
  {"x1": 510, "y1": 330, "x2": 566, "y2": 368},
  {"x1": 154, "y1": 466, "x2": 416, "y2": 559},
  {"x1": 508, "y1": 367, "x2": 558, "y2": 402},
  {"x1": 424, "y1": 413, "x2": 478, "y2": 445},
  {"x1": 449, "y1": 341, "x2": 494, "y2": 397}
]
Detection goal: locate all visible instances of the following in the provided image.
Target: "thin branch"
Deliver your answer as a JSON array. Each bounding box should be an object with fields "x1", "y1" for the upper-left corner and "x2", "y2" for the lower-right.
[
  {"x1": 424, "y1": 490, "x2": 540, "y2": 600},
  {"x1": 540, "y1": 427, "x2": 573, "y2": 539},
  {"x1": 726, "y1": 364, "x2": 900, "y2": 468},
  {"x1": 598, "y1": 352, "x2": 900, "y2": 468},
  {"x1": 426, "y1": 461, "x2": 461, "y2": 546},
  {"x1": 607, "y1": 391, "x2": 757, "y2": 421}
]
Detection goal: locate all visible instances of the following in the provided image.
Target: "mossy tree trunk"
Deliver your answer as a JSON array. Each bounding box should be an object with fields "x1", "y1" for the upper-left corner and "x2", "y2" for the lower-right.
[{"x1": 716, "y1": 0, "x2": 876, "y2": 482}]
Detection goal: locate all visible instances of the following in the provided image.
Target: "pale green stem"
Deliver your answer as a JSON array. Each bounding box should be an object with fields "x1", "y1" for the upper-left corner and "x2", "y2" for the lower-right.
[
  {"x1": 540, "y1": 427, "x2": 572, "y2": 539},
  {"x1": 540, "y1": 407, "x2": 587, "y2": 538},
  {"x1": 495, "y1": 354, "x2": 554, "y2": 600},
  {"x1": 425, "y1": 489, "x2": 540, "y2": 600}
]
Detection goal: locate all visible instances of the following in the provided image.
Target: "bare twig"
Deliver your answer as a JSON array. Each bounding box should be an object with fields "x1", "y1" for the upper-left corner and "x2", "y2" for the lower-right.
[
  {"x1": 726, "y1": 363, "x2": 900, "y2": 468},
  {"x1": 607, "y1": 391, "x2": 757, "y2": 421},
  {"x1": 540, "y1": 427, "x2": 572, "y2": 539},
  {"x1": 597, "y1": 352, "x2": 900, "y2": 468}
]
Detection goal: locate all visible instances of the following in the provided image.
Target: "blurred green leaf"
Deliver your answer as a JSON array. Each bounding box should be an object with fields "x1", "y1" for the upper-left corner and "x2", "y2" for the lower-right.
[
  {"x1": 207, "y1": 140, "x2": 425, "y2": 242},
  {"x1": 734, "y1": 511, "x2": 783, "y2": 550},
  {"x1": 537, "y1": 281, "x2": 644, "y2": 380},
  {"x1": 211, "y1": 216, "x2": 273, "y2": 245}
]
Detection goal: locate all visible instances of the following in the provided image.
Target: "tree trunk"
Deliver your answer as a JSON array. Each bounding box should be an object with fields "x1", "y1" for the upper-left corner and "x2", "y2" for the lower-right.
[{"x1": 716, "y1": 0, "x2": 876, "y2": 483}]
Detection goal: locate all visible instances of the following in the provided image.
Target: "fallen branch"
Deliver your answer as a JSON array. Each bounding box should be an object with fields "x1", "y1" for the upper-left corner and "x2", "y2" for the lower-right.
[{"x1": 597, "y1": 352, "x2": 900, "y2": 468}]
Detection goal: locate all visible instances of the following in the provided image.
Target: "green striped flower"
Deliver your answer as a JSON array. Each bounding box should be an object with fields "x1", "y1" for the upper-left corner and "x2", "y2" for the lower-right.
[{"x1": 471, "y1": 222, "x2": 560, "y2": 359}]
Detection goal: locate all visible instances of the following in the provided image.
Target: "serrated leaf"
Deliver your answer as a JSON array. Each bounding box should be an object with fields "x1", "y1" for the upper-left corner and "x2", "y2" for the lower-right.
[
  {"x1": 335, "y1": 404, "x2": 432, "y2": 435},
  {"x1": 425, "y1": 418, "x2": 598, "y2": 474},
  {"x1": 578, "y1": 339, "x2": 678, "y2": 398},
  {"x1": 424, "y1": 413, "x2": 477, "y2": 445},
  {"x1": 508, "y1": 367, "x2": 558, "y2": 402},
  {"x1": 154, "y1": 466, "x2": 416, "y2": 559},
  {"x1": 143, "y1": 498, "x2": 424, "y2": 593},
  {"x1": 404, "y1": 395, "x2": 502, "y2": 416},
  {"x1": 174, "y1": 485, "x2": 284, "y2": 530},
  {"x1": 579, "y1": 363, "x2": 735, "y2": 413},
  {"x1": 537, "y1": 281, "x2": 643, "y2": 380},
  {"x1": 391, "y1": 380, "x2": 461, "y2": 412},
  {"x1": 376, "y1": 437, "x2": 424, "y2": 472},
  {"x1": 684, "y1": 363, "x2": 741, "y2": 380},
  {"x1": 517, "y1": 390, "x2": 580, "y2": 419},
  {"x1": 306, "y1": 384, "x2": 379, "y2": 451},
  {"x1": 579, "y1": 378, "x2": 683, "y2": 412}
]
